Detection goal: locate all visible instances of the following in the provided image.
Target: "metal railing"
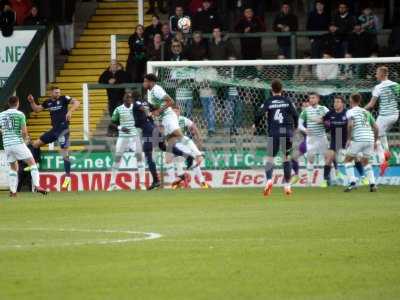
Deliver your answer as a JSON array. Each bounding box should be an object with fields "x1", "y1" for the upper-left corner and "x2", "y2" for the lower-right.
[{"x1": 111, "y1": 29, "x2": 391, "y2": 61}]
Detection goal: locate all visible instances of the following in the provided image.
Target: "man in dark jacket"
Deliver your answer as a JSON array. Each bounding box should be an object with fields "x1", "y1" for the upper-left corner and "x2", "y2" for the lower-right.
[
  {"x1": 0, "y1": 3, "x2": 15, "y2": 37},
  {"x1": 208, "y1": 27, "x2": 234, "y2": 60},
  {"x1": 98, "y1": 60, "x2": 131, "y2": 136},
  {"x1": 320, "y1": 25, "x2": 343, "y2": 58},
  {"x1": 23, "y1": 5, "x2": 45, "y2": 25},
  {"x1": 144, "y1": 14, "x2": 162, "y2": 45},
  {"x1": 186, "y1": 31, "x2": 208, "y2": 60},
  {"x1": 347, "y1": 23, "x2": 373, "y2": 58},
  {"x1": 273, "y1": 2, "x2": 298, "y2": 58},
  {"x1": 332, "y1": 2, "x2": 356, "y2": 55},
  {"x1": 192, "y1": 0, "x2": 221, "y2": 33},
  {"x1": 306, "y1": 1, "x2": 330, "y2": 58},
  {"x1": 235, "y1": 8, "x2": 265, "y2": 59}
]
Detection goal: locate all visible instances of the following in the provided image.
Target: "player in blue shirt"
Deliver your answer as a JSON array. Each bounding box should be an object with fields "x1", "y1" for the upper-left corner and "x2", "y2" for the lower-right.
[
  {"x1": 254, "y1": 79, "x2": 298, "y2": 196},
  {"x1": 131, "y1": 91, "x2": 194, "y2": 190},
  {"x1": 27, "y1": 87, "x2": 80, "y2": 190}
]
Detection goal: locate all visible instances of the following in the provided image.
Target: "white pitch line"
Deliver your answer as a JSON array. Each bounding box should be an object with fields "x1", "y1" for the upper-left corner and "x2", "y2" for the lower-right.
[{"x1": 0, "y1": 228, "x2": 162, "y2": 250}]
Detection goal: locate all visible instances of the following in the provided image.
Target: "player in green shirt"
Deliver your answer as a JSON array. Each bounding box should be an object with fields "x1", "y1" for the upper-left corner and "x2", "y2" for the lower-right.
[
  {"x1": 344, "y1": 93, "x2": 379, "y2": 192},
  {"x1": 0, "y1": 96, "x2": 47, "y2": 197}
]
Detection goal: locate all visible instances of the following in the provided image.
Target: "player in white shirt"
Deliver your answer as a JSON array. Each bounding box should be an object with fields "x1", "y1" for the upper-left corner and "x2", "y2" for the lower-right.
[
  {"x1": 298, "y1": 92, "x2": 329, "y2": 185},
  {"x1": 143, "y1": 73, "x2": 198, "y2": 166},
  {"x1": 365, "y1": 66, "x2": 399, "y2": 175},
  {"x1": 108, "y1": 93, "x2": 145, "y2": 191},
  {"x1": 164, "y1": 107, "x2": 209, "y2": 189},
  {"x1": 344, "y1": 93, "x2": 379, "y2": 192},
  {"x1": 0, "y1": 96, "x2": 47, "y2": 197}
]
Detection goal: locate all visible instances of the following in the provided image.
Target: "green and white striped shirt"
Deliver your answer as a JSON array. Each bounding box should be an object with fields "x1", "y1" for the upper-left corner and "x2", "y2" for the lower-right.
[
  {"x1": 372, "y1": 80, "x2": 400, "y2": 116},
  {"x1": 178, "y1": 115, "x2": 193, "y2": 134},
  {"x1": 299, "y1": 105, "x2": 329, "y2": 136},
  {"x1": 346, "y1": 106, "x2": 375, "y2": 143},
  {"x1": 148, "y1": 84, "x2": 174, "y2": 118},
  {"x1": 0, "y1": 109, "x2": 26, "y2": 148},
  {"x1": 176, "y1": 87, "x2": 192, "y2": 102},
  {"x1": 111, "y1": 104, "x2": 138, "y2": 137}
]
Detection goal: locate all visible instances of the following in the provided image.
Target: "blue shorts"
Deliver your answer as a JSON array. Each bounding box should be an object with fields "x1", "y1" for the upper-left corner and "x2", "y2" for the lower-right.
[
  {"x1": 267, "y1": 135, "x2": 293, "y2": 157},
  {"x1": 40, "y1": 127, "x2": 70, "y2": 149}
]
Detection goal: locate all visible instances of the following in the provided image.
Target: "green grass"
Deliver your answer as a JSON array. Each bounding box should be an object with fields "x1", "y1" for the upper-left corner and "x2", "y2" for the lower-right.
[{"x1": 0, "y1": 187, "x2": 399, "y2": 300}]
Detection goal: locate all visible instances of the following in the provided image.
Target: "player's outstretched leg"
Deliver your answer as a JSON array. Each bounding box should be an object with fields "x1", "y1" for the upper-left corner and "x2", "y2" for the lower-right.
[
  {"x1": 8, "y1": 162, "x2": 18, "y2": 197},
  {"x1": 61, "y1": 149, "x2": 72, "y2": 190},
  {"x1": 108, "y1": 157, "x2": 122, "y2": 191},
  {"x1": 344, "y1": 161, "x2": 357, "y2": 192}
]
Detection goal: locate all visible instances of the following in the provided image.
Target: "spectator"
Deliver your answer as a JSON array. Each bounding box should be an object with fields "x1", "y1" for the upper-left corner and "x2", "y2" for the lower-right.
[
  {"x1": 347, "y1": 23, "x2": 373, "y2": 58},
  {"x1": 306, "y1": 1, "x2": 330, "y2": 58},
  {"x1": 146, "y1": 33, "x2": 163, "y2": 61},
  {"x1": 0, "y1": 3, "x2": 15, "y2": 37},
  {"x1": 23, "y1": 5, "x2": 44, "y2": 25},
  {"x1": 192, "y1": 0, "x2": 220, "y2": 33},
  {"x1": 174, "y1": 30, "x2": 187, "y2": 47},
  {"x1": 52, "y1": 0, "x2": 77, "y2": 55},
  {"x1": 332, "y1": 2, "x2": 356, "y2": 54},
  {"x1": 169, "y1": 39, "x2": 187, "y2": 61},
  {"x1": 126, "y1": 24, "x2": 146, "y2": 83},
  {"x1": 339, "y1": 53, "x2": 356, "y2": 80},
  {"x1": 10, "y1": 0, "x2": 31, "y2": 25},
  {"x1": 294, "y1": 52, "x2": 313, "y2": 83},
  {"x1": 147, "y1": 0, "x2": 166, "y2": 15},
  {"x1": 98, "y1": 60, "x2": 130, "y2": 136},
  {"x1": 315, "y1": 52, "x2": 339, "y2": 81},
  {"x1": 144, "y1": 15, "x2": 162, "y2": 45},
  {"x1": 273, "y1": 3, "x2": 298, "y2": 58},
  {"x1": 199, "y1": 66, "x2": 217, "y2": 136},
  {"x1": 320, "y1": 25, "x2": 343, "y2": 58},
  {"x1": 186, "y1": 31, "x2": 208, "y2": 60},
  {"x1": 169, "y1": 5, "x2": 190, "y2": 34},
  {"x1": 224, "y1": 56, "x2": 243, "y2": 135},
  {"x1": 235, "y1": 7, "x2": 265, "y2": 59},
  {"x1": 161, "y1": 22, "x2": 173, "y2": 56},
  {"x1": 359, "y1": 7, "x2": 379, "y2": 34},
  {"x1": 389, "y1": 23, "x2": 400, "y2": 55},
  {"x1": 208, "y1": 27, "x2": 234, "y2": 60}
]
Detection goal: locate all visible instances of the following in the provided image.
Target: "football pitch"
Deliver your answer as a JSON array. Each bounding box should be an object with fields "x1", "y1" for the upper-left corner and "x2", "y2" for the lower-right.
[{"x1": 0, "y1": 187, "x2": 399, "y2": 300}]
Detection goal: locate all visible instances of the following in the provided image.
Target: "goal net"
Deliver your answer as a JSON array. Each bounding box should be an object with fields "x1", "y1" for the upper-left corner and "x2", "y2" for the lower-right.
[
  {"x1": 148, "y1": 57, "x2": 400, "y2": 139},
  {"x1": 147, "y1": 58, "x2": 400, "y2": 177}
]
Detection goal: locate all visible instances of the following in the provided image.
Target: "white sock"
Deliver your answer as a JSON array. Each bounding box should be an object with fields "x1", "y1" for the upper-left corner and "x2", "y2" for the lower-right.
[
  {"x1": 330, "y1": 167, "x2": 337, "y2": 182},
  {"x1": 364, "y1": 164, "x2": 375, "y2": 185},
  {"x1": 345, "y1": 163, "x2": 356, "y2": 184},
  {"x1": 9, "y1": 170, "x2": 18, "y2": 193},
  {"x1": 376, "y1": 140, "x2": 385, "y2": 163},
  {"x1": 164, "y1": 163, "x2": 175, "y2": 183},
  {"x1": 175, "y1": 158, "x2": 185, "y2": 177},
  {"x1": 110, "y1": 162, "x2": 120, "y2": 185},
  {"x1": 137, "y1": 161, "x2": 145, "y2": 185},
  {"x1": 381, "y1": 135, "x2": 389, "y2": 151},
  {"x1": 306, "y1": 161, "x2": 314, "y2": 183},
  {"x1": 30, "y1": 164, "x2": 40, "y2": 187},
  {"x1": 193, "y1": 165, "x2": 204, "y2": 182}
]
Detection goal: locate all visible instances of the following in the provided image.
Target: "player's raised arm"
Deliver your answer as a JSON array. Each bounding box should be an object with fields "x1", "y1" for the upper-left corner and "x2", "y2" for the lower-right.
[
  {"x1": 364, "y1": 96, "x2": 377, "y2": 111},
  {"x1": 66, "y1": 97, "x2": 80, "y2": 121},
  {"x1": 27, "y1": 94, "x2": 44, "y2": 113}
]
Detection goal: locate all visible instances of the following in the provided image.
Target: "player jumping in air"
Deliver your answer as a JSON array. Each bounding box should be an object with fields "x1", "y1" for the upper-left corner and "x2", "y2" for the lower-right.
[
  {"x1": 108, "y1": 93, "x2": 146, "y2": 191},
  {"x1": 365, "y1": 66, "x2": 399, "y2": 175},
  {"x1": 298, "y1": 92, "x2": 329, "y2": 186},
  {"x1": 344, "y1": 93, "x2": 379, "y2": 192},
  {"x1": 165, "y1": 107, "x2": 209, "y2": 189},
  {"x1": 254, "y1": 79, "x2": 298, "y2": 196},
  {"x1": 0, "y1": 96, "x2": 47, "y2": 197},
  {"x1": 27, "y1": 87, "x2": 80, "y2": 190},
  {"x1": 142, "y1": 74, "x2": 197, "y2": 167}
]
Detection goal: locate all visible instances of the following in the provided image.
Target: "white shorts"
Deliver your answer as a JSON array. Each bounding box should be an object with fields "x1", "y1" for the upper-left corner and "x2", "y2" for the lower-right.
[
  {"x1": 5, "y1": 143, "x2": 33, "y2": 163},
  {"x1": 115, "y1": 136, "x2": 142, "y2": 156},
  {"x1": 306, "y1": 135, "x2": 328, "y2": 156},
  {"x1": 162, "y1": 113, "x2": 180, "y2": 136},
  {"x1": 376, "y1": 114, "x2": 399, "y2": 137},
  {"x1": 175, "y1": 136, "x2": 202, "y2": 157},
  {"x1": 346, "y1": 141, "x2": 374, "y2": 158}
]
